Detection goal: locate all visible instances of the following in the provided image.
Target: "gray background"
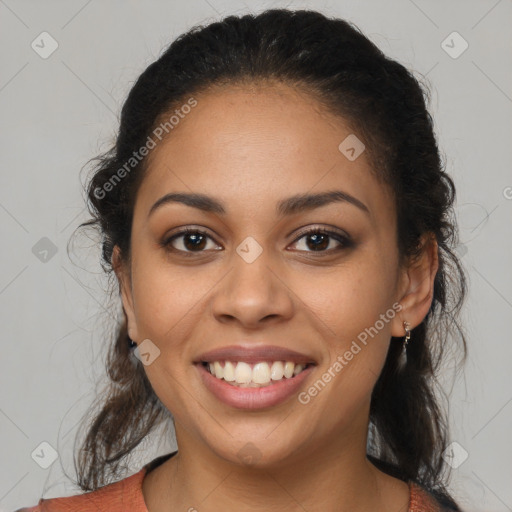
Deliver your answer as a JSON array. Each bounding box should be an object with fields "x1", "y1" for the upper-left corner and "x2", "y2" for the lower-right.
[{"x1": 1, "y1": 0, "x2": 511, "y2": 510}]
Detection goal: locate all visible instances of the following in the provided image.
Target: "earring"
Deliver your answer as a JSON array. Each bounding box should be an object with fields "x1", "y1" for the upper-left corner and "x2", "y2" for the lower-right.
[
  {"x1": 397, "y1": 321, "x2": 411, "y2": 371},
  {"x1": 128, "y1": 337, "x2": 137, "y2": 349}
]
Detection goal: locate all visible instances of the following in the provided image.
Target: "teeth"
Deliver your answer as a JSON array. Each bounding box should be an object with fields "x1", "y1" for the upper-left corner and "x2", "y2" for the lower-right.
[
  {"x1": 234, "y1": 362, "x2": 252, "y2": 384},
  {"x1": 270, "y1": 361, "x2": 284, "y2": 380},
  {"x1": 213, "y1": 361, "x2": 224, "y2": 379},
  {"x1": 206, "y1": 360, "x2": 309, "y2": 386},
  {"x1": 252, "y1": 362, "x2": 271, "y2": 384},
  {"x1": 284, "y1": 362, "x2": 295, "y2": 378},
  {"x1": 223, "y1": 361, "x2": 235, "y2": 382},
  {"x1": 293, "y1": 364, "x2": 304, "y2": 376}
]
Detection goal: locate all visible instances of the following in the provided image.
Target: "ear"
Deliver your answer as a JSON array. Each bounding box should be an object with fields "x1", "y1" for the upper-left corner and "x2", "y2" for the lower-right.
[
  {"x1": 112, "y1": 245, "x2": 140, "y2": 343},
  {"x1": 391, "y1": 233, "x2": 439, "y2": 337}
]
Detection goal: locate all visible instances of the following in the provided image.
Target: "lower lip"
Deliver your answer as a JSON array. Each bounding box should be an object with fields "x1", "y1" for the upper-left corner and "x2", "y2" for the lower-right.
[{"x1": 196, "y1": 363, "x2": 314, "y2": 410}]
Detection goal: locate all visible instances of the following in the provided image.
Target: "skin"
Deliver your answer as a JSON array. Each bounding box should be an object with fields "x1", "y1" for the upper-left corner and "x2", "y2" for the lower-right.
[{"x1": 114, "y1": 81, "x2": 439, "y2": 512}]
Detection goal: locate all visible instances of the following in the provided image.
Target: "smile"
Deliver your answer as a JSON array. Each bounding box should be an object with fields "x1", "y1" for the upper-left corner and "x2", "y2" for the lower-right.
[
  {"x1": 203, "y1": 360, "x2": 310, "y2": 387},
  {"x1": 194, "y1": 344, "x2": 317, "y2": 409}
]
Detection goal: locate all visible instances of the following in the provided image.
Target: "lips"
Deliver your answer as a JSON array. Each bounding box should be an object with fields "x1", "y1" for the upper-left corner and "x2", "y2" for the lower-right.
[
  {"x1": 193, "y1": 345, "x2": 317, "y2": 410},
  {"x1": 194, "y1": 345, "x2": 316, "y2": 365}
]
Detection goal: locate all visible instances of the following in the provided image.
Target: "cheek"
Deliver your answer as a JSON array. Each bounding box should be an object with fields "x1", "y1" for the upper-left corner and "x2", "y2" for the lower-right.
[
  {"x1": 130, "y1": 252, "x2": 207, "y2": 342},
  {"x1": 129, "y1": 257, "x2": 205, "y2": 415},
  {"x1": 299, "y1": 256, "x2": 397, "y2": 396},
  {"x1": 305, "y1": 261, "x2": 397, "y2": 341}
]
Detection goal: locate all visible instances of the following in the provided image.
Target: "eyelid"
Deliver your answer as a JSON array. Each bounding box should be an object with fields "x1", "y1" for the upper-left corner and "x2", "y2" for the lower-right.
[{"x1": 291, "y1": 224, "x2": 351, "y2": 242}]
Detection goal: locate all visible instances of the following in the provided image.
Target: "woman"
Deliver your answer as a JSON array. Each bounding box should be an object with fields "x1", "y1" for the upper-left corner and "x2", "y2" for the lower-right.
[{"x1": 18, "y1": 8, "x2": 467, "y2": 512}]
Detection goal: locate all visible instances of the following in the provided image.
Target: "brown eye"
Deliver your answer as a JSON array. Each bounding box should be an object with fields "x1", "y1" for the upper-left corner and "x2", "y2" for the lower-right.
[
  {"x1": 162, "y1": 228, "x2": 221, "y2": 255},
  {"x1": 290, "y1": 228, "x2": 352, "y2": 253},
  {"x1": 161, "y1": 226, "x2": 352, "y2": 257}
]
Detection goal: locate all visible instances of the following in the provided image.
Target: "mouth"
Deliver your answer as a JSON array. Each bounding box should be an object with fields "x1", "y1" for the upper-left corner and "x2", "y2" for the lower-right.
[
  {"x1": 201, "y1": 360, "x2": 312, "y2": 388},
  {"x1": 193, "y1": 345, "x2": 317, "y2": 410}
]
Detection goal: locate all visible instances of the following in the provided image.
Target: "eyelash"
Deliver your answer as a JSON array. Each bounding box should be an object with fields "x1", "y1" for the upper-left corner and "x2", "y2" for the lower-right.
[{"x1": 160, "y1": 226, "x2": 353, "y2": 257}]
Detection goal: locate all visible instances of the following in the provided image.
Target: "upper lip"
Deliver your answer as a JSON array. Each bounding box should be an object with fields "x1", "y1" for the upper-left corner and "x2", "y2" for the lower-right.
[{"x1": 194, "y1": 345, "x2": 317, "y2": 365}]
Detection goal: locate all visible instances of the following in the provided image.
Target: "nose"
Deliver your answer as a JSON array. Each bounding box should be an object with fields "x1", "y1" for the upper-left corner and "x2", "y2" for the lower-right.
[{"x1": 210, "y1": 249, "x2": 295, "y2": 329}]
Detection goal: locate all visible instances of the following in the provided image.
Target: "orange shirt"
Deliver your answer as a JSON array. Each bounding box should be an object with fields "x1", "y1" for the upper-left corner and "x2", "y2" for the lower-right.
[{"x1": 16, "y1": 454, "x2": 451, "y2": 512}]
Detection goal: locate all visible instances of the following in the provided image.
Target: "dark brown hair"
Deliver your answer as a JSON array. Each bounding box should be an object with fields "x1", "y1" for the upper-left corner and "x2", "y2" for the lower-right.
[{"x1": 75, "y1": 8, "x2": 467, "y2": 506}]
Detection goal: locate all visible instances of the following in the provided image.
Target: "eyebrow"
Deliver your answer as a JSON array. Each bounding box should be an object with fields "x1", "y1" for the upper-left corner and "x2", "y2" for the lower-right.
[{"x1": 148, "y1": 190, "x2": 370, "y2": 217}]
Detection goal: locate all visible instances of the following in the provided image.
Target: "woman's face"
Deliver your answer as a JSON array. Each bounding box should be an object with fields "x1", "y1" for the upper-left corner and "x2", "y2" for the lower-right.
[{"x1": 118, "y1": 82, "x2": 415, "y2": 466}]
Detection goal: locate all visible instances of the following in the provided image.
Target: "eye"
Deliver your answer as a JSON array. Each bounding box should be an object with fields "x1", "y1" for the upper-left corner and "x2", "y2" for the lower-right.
[
  {"x1": 161, "y1": 226, "x2": 353, "y2": 257},
  {"x1": 161, "y1": 227, "x2": 221, "y2": 256},
  {"x1": 289, "y1": 227, "x2": 352, "y2": 253}
]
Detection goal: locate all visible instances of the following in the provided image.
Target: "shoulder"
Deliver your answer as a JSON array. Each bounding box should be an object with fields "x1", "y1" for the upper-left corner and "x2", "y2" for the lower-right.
[
  {"x1": 14, "y1": 467, "x2": 148, "y2": 512},
  {"x1": 409, "y1": 481, "x2": 463, "y2": 512},
  {"x1": 15, "y1": 451, "x2": 177, "y2": 512}
]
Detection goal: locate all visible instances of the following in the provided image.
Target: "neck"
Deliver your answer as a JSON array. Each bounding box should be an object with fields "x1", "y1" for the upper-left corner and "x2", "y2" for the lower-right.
[{"x1": 143, "y1": 421, "x2": 410, "y2": 512}]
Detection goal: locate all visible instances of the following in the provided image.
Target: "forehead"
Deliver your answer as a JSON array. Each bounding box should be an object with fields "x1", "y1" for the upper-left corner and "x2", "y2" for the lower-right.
[{"x1": 135, "y1": 82, "x2": 394, "y2": 223}]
